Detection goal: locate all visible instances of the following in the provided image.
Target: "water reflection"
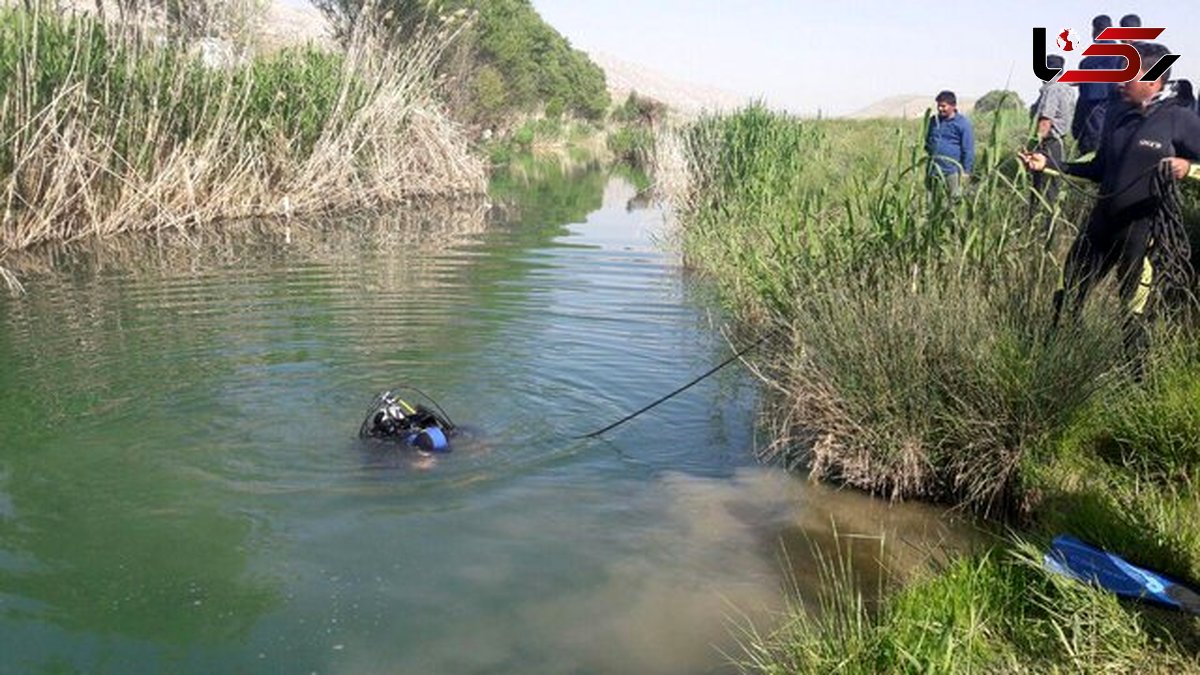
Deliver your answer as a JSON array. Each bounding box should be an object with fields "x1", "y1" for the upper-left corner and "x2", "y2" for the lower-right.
[
  {"x1": 489, "y1": 159, "x2": 609, "y2": 230},
  {"x1": 0, "y1": 202, "x2": 505, "y2": 664},
  {"x1": 0, "y1": 166, "x2": 623, "y2": 667}
]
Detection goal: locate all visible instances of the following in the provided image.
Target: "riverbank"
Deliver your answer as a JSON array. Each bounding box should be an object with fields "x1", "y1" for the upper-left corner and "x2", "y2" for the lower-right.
[
  {"x1": 0, "y1": 6, "x2": 485, "y2": 290},
  {"x1": 663, "y1": 104, "x2": 1200, "y2": 671},
  {"x1": 0, "y1": 3, "x2": 675, "y2": 294}
]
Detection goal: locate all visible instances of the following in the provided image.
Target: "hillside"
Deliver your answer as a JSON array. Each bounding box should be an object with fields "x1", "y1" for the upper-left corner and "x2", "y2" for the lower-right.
[
  {"x1": 589, "y1": 51, "x2": 750, "y2": 117},
  {"x1": 847, "y1": 94, "x2": 977, "y2": 120}
]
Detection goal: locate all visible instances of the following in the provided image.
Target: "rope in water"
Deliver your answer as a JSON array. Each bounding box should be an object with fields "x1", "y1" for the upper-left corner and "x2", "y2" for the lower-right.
[{"x1": 576, "y1": 329, "x2": 779, "y2": 439}]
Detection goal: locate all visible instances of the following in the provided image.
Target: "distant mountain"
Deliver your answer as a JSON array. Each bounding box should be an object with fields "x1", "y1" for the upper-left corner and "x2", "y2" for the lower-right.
[
  {"x1": 588, "y1": 51, "x2": 751, "y2": 117},
  {"x1": 847, "y1": 94, "x2": 977, "y2": 120}
]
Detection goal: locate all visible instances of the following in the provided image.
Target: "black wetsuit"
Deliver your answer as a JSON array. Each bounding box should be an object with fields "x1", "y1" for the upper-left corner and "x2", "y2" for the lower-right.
[{"x1": 1055, "y1": 97, "x2": 1200, "y2": 328}]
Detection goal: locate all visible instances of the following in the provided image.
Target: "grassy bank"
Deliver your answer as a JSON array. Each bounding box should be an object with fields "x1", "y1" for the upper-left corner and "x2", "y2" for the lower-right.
[
  {"x1": 735, "y1": 539, "x2": 1198, "y2": 673},
  {"x1": 485, "y1": 116, "x2": 610, "y2": 171},
  {"x1": 481, "y1": 91, "x2": 663, "y2": 177},
  {"x1": 0, "y1": 5, "x2": 485, "y2": 286},
  {"x1": 663, "y1": 105, "x2": 1200, "y2": 670}
]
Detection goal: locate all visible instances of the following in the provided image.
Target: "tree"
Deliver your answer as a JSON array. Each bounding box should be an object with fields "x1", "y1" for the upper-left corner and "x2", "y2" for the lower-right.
[
  {"x1": 975, "y1": 89, "x2": 1024, "y2": 114},
  {"x1": 471, "y1": 64, "x2": 506, "y2": 123},
  {"x1": 311, "y1": 0, "x2": 461, "y2": 45},
  {"x1": 313, "y1": 0, "x2": 609, "y2": 123},
  {"x1": 614, "y1": 91, "x2": 667, "y2": 126}
]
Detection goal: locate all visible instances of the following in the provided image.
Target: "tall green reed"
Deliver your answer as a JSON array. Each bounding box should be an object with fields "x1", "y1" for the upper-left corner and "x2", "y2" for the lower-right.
[
  {"x1": 674, "y1": 105, "x2": 1054, "y2": 320},
  {"x1": 668, "y1": 104, "x2": 1128, "y2": 512}
]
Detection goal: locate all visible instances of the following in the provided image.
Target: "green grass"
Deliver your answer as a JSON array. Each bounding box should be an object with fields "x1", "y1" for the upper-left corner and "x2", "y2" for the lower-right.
[
  {"x1": 1030, "y1": 338, "x2": 1200, "y2": 583},
  {"x1": 736, "y1": 538, "x2": 1199, "y2": 674},
  {"x1": 665, "y1": 103, "x2": 1200, "y2": 671},
  {"x1": 1058, "y1": 338, "x2": 1200, "y2": 479},
  {"x1": 670, "y1": 104, "x2": 1106, "y2": 512}
]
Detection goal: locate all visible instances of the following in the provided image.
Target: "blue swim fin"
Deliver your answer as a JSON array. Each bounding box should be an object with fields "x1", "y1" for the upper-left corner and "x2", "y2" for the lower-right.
[{"x1": 1044, "y1": 534, "x2": 1200, "y2": 614}]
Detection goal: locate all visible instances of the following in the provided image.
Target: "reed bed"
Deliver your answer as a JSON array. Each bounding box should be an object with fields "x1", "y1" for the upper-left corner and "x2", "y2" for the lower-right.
[
  {"x1": 669, "y1": 104, "x2": 1200, "y2": 672},
  {"x1": 0, "y1": 5, "x2": 485, "y2": 281},
  {"x1": 664, "y1": 104, "x2": 1114, "y2": 511}
]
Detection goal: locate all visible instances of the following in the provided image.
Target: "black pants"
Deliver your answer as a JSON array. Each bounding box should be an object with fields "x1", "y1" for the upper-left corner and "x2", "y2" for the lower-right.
[{"x1": 1053, "y1": 207, "x2": 1155, "y2": 371}]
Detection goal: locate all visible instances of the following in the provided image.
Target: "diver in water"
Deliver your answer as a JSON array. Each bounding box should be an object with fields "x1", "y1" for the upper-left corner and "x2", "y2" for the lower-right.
[{"x1": 359, "y1": 389, "x2": 456, "y2": 452}]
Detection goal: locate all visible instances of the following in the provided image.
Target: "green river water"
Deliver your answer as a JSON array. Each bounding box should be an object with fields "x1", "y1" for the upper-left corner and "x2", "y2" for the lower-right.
[{"x1": 0, "y1": 168, "x2": 965, "y2": 674}]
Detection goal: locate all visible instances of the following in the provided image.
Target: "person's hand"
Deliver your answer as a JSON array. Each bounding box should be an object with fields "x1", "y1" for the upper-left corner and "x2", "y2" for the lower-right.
[
  {"x1": 1017, "y1": 151, "x2": 1047, "y2": 172},
  {"x1": 1165, "y1": 157, "x2": 1191, "y2": 180}
]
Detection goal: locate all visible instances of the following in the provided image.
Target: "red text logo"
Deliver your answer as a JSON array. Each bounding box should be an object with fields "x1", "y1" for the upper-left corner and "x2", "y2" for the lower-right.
[{"x1": 1033, "y1": 27, "x2": 1180, "y2": 83}]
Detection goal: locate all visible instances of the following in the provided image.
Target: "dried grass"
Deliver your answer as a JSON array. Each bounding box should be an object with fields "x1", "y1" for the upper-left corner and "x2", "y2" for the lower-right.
[{"x1": 0, "y1": 5, "x2": 485, "y2": 275}]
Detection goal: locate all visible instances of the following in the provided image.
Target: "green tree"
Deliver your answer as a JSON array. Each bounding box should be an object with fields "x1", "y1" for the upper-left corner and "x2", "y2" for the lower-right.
[
  {"x1": 472, "y1": 63, "x2": 506, "y2": 123},
  {"x1": 314, "y1": 0, "x2": 610, "y2": 123},
  {"x1": 974, "y1": 89, "x2": 1024, "y2": 114},
  {"x1": 312, "y1": 0, "x2": 457, "y2": 44}
]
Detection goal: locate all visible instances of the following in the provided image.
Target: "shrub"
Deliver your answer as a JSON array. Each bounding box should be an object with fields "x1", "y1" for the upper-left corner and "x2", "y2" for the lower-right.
[{"x1": 975, "y1": 89, "x2": 1025, "y2": 114}]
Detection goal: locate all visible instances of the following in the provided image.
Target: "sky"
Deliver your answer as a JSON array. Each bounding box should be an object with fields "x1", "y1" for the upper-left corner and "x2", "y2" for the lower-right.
[{"x1": 529, "y1": 0, "x2": 1200, "y2": 116}]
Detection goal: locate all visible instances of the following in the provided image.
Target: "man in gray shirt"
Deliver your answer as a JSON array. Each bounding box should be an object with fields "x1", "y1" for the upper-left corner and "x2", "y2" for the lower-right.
[{"x1": 1030, "y1": 54, "x2": 1076, "y2": 223}]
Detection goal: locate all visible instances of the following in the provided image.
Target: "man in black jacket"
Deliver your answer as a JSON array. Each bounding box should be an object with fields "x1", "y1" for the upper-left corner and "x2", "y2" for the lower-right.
[{"x1": 1019, "y1": 42, "x2": 1200, "y2": 368}]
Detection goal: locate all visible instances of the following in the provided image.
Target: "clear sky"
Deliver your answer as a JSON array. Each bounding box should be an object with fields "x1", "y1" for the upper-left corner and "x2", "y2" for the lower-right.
[{"x1": 529, "y1": 0, "x2": 1200, "y2": 116}]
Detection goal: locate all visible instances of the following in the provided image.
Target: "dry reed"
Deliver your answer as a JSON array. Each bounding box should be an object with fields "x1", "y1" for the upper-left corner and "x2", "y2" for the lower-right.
[{"x1": 0, "y1": 4, "x2": 486, "y2": 286}]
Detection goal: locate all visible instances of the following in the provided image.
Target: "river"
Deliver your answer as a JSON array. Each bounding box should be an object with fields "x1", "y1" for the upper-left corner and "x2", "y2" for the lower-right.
[{"x1": 0, "y1": 166, "x2": 965, "y2": 674}]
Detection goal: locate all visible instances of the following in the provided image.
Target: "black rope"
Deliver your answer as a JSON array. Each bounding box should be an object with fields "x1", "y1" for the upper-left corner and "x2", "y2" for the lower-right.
[
  {"x1": 397, "y1": 384, "x2": 458, "y2": 429},
  {"x1": 1148, "y1": 162, "x2": 1198, "y2": 313},
  {"x1": 576, "y1": 329, "x2": 779, "y2": 439},
  {"x1": 1041, "y1": 153, "x2": 1164, "y2": 201}
]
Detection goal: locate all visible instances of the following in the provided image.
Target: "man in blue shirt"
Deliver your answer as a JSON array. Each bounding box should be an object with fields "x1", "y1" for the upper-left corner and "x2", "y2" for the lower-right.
[{"x1": 925, "y1": 90, "x2": 975, "y2": 200}]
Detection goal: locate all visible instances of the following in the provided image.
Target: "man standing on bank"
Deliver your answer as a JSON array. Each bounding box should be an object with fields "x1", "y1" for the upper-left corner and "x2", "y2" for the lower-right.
[
  {"x1": 925, "y1": 90, "x2": 975, "y2": 200},
  {"x1": 1019, "y1": 42, "x2": 1200, "y2": 370},
  {"x1": 1030, "y1": 53, "x2": 1076, "y2": 220}
]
